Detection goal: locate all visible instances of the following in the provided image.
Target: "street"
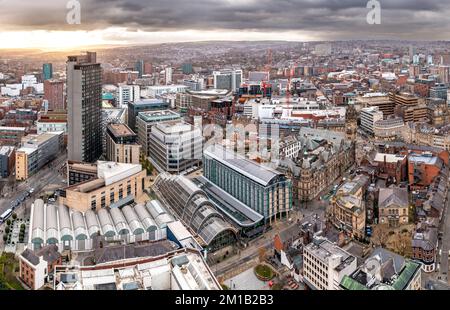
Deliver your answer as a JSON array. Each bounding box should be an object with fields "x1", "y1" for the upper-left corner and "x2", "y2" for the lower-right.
[
  {"x1": 0, "y1": 152, "x2": 67, "y2": 224},
  {"x1": 436, "y1": 184, "x2": 450, "y2": 283}
]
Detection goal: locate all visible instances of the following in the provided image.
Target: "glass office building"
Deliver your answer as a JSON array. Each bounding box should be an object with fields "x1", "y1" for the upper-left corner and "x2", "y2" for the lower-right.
[
  {"x1": 203, "y1": 144, "x2": 292, "y2": 222},
  {"x1": 43, "y1": 63, "x2": 53, "y2": 80}
]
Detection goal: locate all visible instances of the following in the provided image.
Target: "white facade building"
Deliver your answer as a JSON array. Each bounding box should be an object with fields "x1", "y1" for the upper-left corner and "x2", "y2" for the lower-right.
[
  {"x1": 303, "y1": 238, "x2": 357, "y2": 290},
  {"x1": 118, "y1": 84, "x2": 140, "y2": 107},
  {"x1": 360, "y1": 106, "x2": 383, "y2": 135}
]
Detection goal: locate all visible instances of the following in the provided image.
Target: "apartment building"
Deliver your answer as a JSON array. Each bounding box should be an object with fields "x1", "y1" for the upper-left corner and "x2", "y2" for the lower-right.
[{"x1": 105, "y1": 123, "x2": 141, "y2": 164}]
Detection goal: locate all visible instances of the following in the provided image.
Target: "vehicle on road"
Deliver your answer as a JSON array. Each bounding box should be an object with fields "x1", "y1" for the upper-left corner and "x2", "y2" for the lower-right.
[
  {"x1": 0, "y1": 208, "x2": 13, "y2": 224},
  {"x1": 28, "y1": 188, "x2": 35, "y2": 194}
]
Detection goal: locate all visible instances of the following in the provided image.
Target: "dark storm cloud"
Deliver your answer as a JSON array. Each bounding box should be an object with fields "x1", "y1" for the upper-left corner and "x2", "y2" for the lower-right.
[{"x1": 0, "y1": 0, "x2": 449, "y2": 40}]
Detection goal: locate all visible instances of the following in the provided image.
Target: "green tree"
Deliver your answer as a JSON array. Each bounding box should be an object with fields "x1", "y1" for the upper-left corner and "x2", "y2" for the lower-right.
[{"x1": 12, "y1": 213, "x2": 17, "y2": 220}]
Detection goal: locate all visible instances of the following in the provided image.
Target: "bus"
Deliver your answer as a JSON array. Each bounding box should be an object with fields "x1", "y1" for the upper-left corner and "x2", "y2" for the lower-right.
[{"x1": 0, "y1": 208, "x2": 13, "y2": 224}]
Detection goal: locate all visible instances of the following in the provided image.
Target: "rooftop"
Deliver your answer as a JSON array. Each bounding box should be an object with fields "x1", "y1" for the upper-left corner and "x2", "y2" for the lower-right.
[
  {"x1": 305, "y1": 238, "x2": 355, "y2": 271},
  {"x1": 107, "y1": 123, "x2": 136, "y2": 138},
  {"x1": 0, "y1": 145, "x2": 15, "y2": 156},
  {"x1": 54, "y1": 249, "x2": 220, "y2": 290},
  {"x1": 203, "y1": 144, "x2": 284, "y2": 187},
  {"x1": 374, "y1": 153, "x2": 406, "y2": 164},
  {"x1": 341, "y1": 247, "x2": 421, "y2": 290},
  {"x1": 137, "y1": 109, "x2": 181, "y2": 122},
  {"x1": 378, "y1": 187, "x2": 409, "y2": 209}
]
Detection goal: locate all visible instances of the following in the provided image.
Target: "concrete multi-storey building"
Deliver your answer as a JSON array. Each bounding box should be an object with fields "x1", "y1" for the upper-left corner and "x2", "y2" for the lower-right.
[
  {"x1": 36, "y1": 110, "x2": 68, "y2": 134},
  {"x1": 67, "y1": 160, "x2": 98, "y2": 186},
  {"x1": 373, "y1": 117, "x2": 405, "y2": 141},
  {"x1": 148, "y1": 120, "x2": 202, "y2": 174},
  {"x1": 117, "y1": 83, "x2": 140, "y2": 107},
  {"x1": 0, "y1": 146, "x2": 15, "y2": 178},
  {"x1": 127, "y1": 99, "x2": 169, "y2": 131},
  {"x1": 439, "y1": 65, "x2": 449, "y2": 84},
  {"x1": 105, "y1": 123, "x2": 141, "y2": 164},
  {"x1": 15, "y1": 131, "x2": 64, "y2": 180},
  {"x1": 430, "y1": 83, "x2": 448, "y2": 100},
  {"x1": 136, "y1": 110, "x2": 181, "y2": 156},
  {"x1": 43, "y1": 79, "x2": 64, "y2": 111},
  {"x1": 213, "y1": 69, "x2": 243, "y2": 92},
  {"x1": 142, "y1": 85, "x2": 188, "y2": 98},
  {"x1": 360, "y1": 106, "x2": 383, "y2": 135},
  {"x1": 67, "y1": 52, "x2": 102, "y2": 163},
  {"x1": 303, "y1": 238, "x2": 357, "y2": 290},
  {"x1": 58, "y1": 161, "x2": 147, "y2": 212},
  {"x1": 0, "y1": 126, "x2": 26, "y2": 146},
  {"x1": 357, "y1": 93, "x2": 395, "y2": 117}
]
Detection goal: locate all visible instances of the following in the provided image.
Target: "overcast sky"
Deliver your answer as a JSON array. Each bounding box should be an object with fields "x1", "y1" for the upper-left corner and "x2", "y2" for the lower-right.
[{"x1": 0, "y1": 0, "x2": 449, "y2": 49}]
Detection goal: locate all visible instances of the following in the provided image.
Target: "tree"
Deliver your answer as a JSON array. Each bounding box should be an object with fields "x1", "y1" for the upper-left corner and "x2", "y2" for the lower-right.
[
  {"x1": 371, "y1": 224, "x2": 390, "y2": 248},
  {"x1": 5, "y1": 227, "x2": 9, "y2": 234},
  {"x1": 258, "y1": 247, "x2": 267, "y2": 263},
  {"x1": 12, "y1": 213, "x2": 17, "y2": 220},
  {"x1": 2, "y1": 234, "x2": 7, "y2": 242},
  {"x1": 6, "y1": 219, "x2": 11, "y2": 226},
  {"x1": 393, "y1": 231, "x2": 412, "y2": 257}
]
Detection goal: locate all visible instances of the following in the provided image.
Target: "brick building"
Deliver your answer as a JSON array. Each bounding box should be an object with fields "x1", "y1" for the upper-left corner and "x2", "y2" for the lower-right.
[{"x1": 19, "y1": 245, "x2": 62, "y2": 290}]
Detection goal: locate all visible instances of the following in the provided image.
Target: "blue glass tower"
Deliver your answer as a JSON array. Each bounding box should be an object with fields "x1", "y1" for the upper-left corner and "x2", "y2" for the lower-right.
[{"x1": 43, "y1": 63, "x2": 53, "y2": 80}]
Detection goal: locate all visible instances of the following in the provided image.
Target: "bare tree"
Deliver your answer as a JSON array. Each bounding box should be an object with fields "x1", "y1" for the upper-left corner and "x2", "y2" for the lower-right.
[
  {"x1": 372, "y1": 224, "x2": 390, "y2": 248},
  {"x1": 258, "y1": 247, "x2": 267, "y2": 263}
]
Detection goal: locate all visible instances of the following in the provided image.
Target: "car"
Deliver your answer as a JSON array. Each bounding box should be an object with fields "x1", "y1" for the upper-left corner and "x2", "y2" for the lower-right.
[{"x1": 28, "y1": 188, "x2": 35, "y2": 194}]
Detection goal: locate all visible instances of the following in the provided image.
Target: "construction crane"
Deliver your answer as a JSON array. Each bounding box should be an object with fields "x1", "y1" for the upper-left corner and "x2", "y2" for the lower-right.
[{"x1": 262, "y1": 49, "x2": 273, "y2": 98}]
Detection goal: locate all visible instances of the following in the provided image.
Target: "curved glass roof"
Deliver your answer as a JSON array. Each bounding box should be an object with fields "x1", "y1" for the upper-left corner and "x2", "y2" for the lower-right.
[{"x1": 153, "y1": 173, "x2": 237, "y2": 246}]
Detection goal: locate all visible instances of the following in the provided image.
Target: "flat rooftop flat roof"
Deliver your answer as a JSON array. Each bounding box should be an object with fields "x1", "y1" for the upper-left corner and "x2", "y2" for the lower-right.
[{"x1": 108, "y1": 123, "x2": 135, "y2": 137}]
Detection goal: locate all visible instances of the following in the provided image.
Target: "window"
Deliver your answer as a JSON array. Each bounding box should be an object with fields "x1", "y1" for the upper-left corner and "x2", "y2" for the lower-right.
[{"x1": 91, "y1": 200, "x2": 96, "y2": 210}]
